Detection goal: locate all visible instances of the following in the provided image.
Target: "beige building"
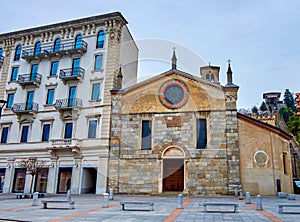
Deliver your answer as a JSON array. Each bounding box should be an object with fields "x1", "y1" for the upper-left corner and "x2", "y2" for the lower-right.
[
  {"x1": 108, "y1": 53, "x2": 296, "y2": 195},
  {"x1": 0, "y1": 12, "x2": 138, "y2": 194}
]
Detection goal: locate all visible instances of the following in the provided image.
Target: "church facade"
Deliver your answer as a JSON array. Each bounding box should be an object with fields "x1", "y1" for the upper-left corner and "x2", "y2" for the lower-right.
[{"x1": 108, "y1": 53, "x2": 294, "y2": 195}]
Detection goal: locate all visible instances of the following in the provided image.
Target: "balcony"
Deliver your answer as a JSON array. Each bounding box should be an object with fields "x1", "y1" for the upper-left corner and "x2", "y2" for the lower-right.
[
  {"x1": 54, "y1": 98, "x2": 82, "y2": 110},
  {"x1": 22, "y1": 40, "x2": 88, "y2": 62},
  {"x1": 17, "y1": 73, "x2": 42, "y2": 88},
  {"x1": 48, "y1": 139, "x2": 81, "y2": 155},
  {"x1": 12, "y1": 102, "x2": 39, "y2": 114},
  {"x1": 0, "y1": 55, "x2": 3, "y2": 68},
  {"x1": 59, "y1": 67, "x2": 85, "y2": 83}
]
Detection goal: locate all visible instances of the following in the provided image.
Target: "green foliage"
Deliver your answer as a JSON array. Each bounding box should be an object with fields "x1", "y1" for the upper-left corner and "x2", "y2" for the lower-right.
[
  {"x1": 284, "y1": 89, "x2": 296, "y2": 111},
  {"x1": 252, "y1": 106, "x2": 258, "y2": 114},
  {"x1": 288, "y1": 114, "x2": 300, "y2": 136},
  {"x1": 260, "y1": 101, "x2": 267, "y2": 111},
  {"x1": 279, "y1": 107, "x2": 293, "y2": 124}
]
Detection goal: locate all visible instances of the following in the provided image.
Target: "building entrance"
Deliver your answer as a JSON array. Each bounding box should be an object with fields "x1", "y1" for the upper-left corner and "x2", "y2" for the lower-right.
[
  {"x1": 163, "y1": 159, "x2": 184, "y2": 191},
  {"x1": 81, "y1": 167, "x2": 97, "y2": 194},
  {"x1": 57, "y1": 167, "x2": 72, "y2": 193},
  {"x1": 12, "y1": 168, "x2": 26, "y2": 193}
]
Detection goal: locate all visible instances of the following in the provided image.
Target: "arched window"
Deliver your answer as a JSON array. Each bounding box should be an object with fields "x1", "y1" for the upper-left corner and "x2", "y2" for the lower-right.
[
  {"x1": 53, "y1": 38, "x2": 61, "y2": 52},
  {"x1": 14, "y1": 45, "x2": 22, "y2": 61},
  {"x1": 96, "y1": 30, "x2": 105, "y2": 48},
  {"x1": 206, "y1": 74, "x2": 209, "y2": 80},
  {"x1": 34, "y1": 41, "x2": 41, "y2": 55},
  {"x1": 75, "y1": 35, "x2": 82, "y2": 49}
]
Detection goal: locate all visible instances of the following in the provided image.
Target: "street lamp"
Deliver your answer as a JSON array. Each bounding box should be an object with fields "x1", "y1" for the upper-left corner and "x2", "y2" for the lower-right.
[{"x1": 0, "y1": 100, "x2": 7, "y2": 120}]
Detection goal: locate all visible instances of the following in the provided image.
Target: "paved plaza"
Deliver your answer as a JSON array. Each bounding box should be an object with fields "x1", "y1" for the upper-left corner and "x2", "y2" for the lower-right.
[{"x1": 0, "y1": 193, "x2": 299, "y2": 222}]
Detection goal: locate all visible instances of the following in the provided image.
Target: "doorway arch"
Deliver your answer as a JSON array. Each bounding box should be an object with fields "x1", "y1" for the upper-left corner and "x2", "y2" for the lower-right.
[{"x1": 162, "y1": 147, "x2": 185, "y2": 192}]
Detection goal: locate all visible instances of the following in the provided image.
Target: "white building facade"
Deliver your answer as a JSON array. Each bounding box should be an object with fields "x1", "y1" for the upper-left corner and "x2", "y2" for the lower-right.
[{"x1": 0, "y1": 12, "x2": 138, "y2": 194}]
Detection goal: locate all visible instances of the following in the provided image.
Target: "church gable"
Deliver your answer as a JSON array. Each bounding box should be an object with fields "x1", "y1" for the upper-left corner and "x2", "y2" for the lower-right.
[{"x1": 121, "y1": 72, "x2": 226, "y2": 114}]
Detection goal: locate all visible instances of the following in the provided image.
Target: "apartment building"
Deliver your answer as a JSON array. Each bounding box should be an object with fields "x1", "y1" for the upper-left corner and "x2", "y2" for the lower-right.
[{"x1": 0, "y1": 12, "x2": 138, "y2": 194}]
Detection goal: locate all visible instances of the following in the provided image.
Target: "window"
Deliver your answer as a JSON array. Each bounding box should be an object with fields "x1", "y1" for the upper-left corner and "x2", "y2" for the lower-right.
[
  {"x1": 46, "y1": 89, "x2": 55, "y2": 105},
  {"x1": 94, "y1": 55, "x2": 103, "y2": 70},
  {"x1": 14, "y1": 45, "x2": 22, "y2": 61},
  {"x1": 53, "y1": 38, "x2": 61, "y2": 52},
  {"x1": 30, "y1": 64, "x2": 38, "y2": 81},
  {"x1": 11, "y1": 67, "x2": 19, "y2": 81},
  {"x1": 68, "y1": 86, "x2": 76, "y2": 107},
  {"x1": 96, "y1": 30, "x2": 105, "y2": 48},
  {"x1": 88, "y1": 120, "x2": 97, "y2": 138},
  {"x1": 64, "y1": 122, "x2": 73, "y2": 139},
  {"x1": 0, "y1": 48, "x2": 2, "y2": 56},
  {"x1": 91, "y1": 83, "x2": 100, "y2": 100},
  {"x1": 72, "y1": 58, "x2": 80, "y2": 76},
  {"x1": 34, "y1": 42, "x2": 41, "y2": 55},
  {"x1": 1, "y1": 127, "x2": 9, "y2": 144},
  {"x1": 196, "y1": 119, "x2": 207, "y2": 149},
  {"x1": 26, "y1": 91, "x2": 34, "y2": 110},
  {"x1": 75, "y1": 35, "x2": 82, "y2": 49},
  {"x1": 50, "y1": 61, "x2": 58, "y2": 76},
  {"x1": 42, "y1": 124, "x2": 50, "y2": 141},
  {"x1": 6, "y1": 93, "x2": 14, "y2": 108},
  {"x1": 141, "y1": 120, "x2": 152, "y2": 150},
  {"x1": 283, "y1": 153, "x2": 287, "y2": 174},
  {"x1": 20, "y1": 125, "x2": 29, "y2": 142}
]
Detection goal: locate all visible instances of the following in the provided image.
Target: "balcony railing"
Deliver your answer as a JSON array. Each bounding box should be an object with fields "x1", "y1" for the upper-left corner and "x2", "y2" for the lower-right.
[
  {"x1": 59, "y1": 67, "x2": 85, "y2": 82},
  {"x1": 12, "y1": 102, "x2": 39, "y2": 113},
  {"x1": 49, "y1": 139, "x2": 81, "y2": 154},
  {"x1": 17, "y1": 73, "x2": 42, "y2": 87},
  {"x1": 22, "y1": 40, "x2": 88, "y2": 61},
  {"x1": 52, "y1": 139, "x2": 79, "y2": 146},
  {"x1": 54, "y1": 98, "x2": 83, "y2": 110}
]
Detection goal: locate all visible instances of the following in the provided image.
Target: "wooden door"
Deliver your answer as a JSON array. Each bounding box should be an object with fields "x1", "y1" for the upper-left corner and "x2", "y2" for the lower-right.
[{"x1": 163, "y1": 159, "x2": 184, "y2": 191}]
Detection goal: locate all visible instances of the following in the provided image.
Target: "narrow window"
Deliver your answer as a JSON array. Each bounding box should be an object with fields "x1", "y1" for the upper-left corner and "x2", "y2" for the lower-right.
[
  {"x1": 42, "y1": 124, "x2": 50, "y2": 141},
  {"x1": 34, "y1": 42, "x2": 41, "y2": 55},
  {"x1": 46, "y1": 89, "x2": 55, "y2": 105},
  {"x1": 30, "y1": 64, "x2": 38, "y2": 81},
  {"x1": 96, "y1": 30, "x2": 105, "y2": 48},
  {"x1": 88, "y1": 120, "x2": 97, "y2": 138},
  {"x1": 75, "y1": 35, "x2": 82, "y2": 49},
  {"x1": 53, "y1": 38, "x2": 61, "y2": 52},
  {"x1": 6, "y1": 93, "x2": 14, "y2": 108},
  {"x1": 1, "y1": 127, "x2": 9, "y2": 144},
  {"x1": 196, "y1": 119, "x2": 207, "y2": 149},
  {"x1": 94, "y1": 55, "x2": 103, "y2": 70},
  {"x1": 14, "y1": 45, "x2": 22, "y2": 61},
  {"x1": 142, "y1": 120, "x2": 152, "y2": 150},
  {"x1": 68, "y1": 86, "x2": 76, "y2": 107},
  {"x1": 91, "y1": 83, "x2": 100, "y2": 100},
  {"x1": 72, "y1": 58, "x2": 80, "y2": 76},
  {"x1": 11, "y1": 67, "x2": 19, "y2": 81},
  {"x1": 26, "y1": 91, "x2": 34, "y2": 110},
  {"x1": 211, "y1": 74, "x2": 215, "y2": 82},
  {"x1": 283, "y1": 153, "x2": 287, "y2": 174},
  {"x1": 20, "y1": 125, "x2": 29, "y2": 143},
  {"x1": 64, "y1": 122, "x2": 73, "y2": 139},
  {"x1": 50, "y1": 61, "x2": 58, "y2": 76},
  {"x1": 206, "y1": 74, "x2": 210, "y2": 80}
]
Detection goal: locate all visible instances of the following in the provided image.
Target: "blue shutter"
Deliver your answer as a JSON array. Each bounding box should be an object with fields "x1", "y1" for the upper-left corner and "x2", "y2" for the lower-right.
[
  {"x1": 196, "y1": 119, "x2": 207, "y2": 149},
  {"x1": 142, "y1": 120, "x2": 152, "y2": 150},
  {"x1": 42, "y1": 124, "x2": 50, "y2": 141},
  {"x1": 88, "y1": 120, "x2": 97, "y2": 138},
  {"x1": 21, "y1": 126, "x2": 29, "y2": 142},
  {"x1": 1, "y1": 127, "x2": 9, "y2": 143},
  {"x1": 6, "y1": 94, "x2": 14, "y2": 108},
  {"x1": 47, "y1": 89, "x2": 55, "y2": 104}
]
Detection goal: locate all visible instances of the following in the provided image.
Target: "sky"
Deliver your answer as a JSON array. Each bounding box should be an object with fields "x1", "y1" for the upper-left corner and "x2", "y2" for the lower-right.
[{"x1": 1, "y1": 0, "x2": 299, "y2": 109}]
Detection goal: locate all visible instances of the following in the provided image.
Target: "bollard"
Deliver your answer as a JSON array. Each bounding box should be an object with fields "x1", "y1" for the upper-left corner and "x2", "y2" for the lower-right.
[
  {"x1": 103, "y1": 193, "x2": 109, "y2": 208},
  {"x1": 256, "y1": 195, "x2": 263, "y2": 211},
  {"x1": 66, "y1": 190, "x2": 72, "y2": 201},
  {"x1": 177, "y1": 194, "x2": 183, "y2": 209},
  {"x1": 239, "y1": 189, "x2": 244, "y2": 200},
  {"x1": 32, "y1": 192, "x2": 39, "y2": 206},
  {"x1": 234, "y1": 187, "x2": 238, "y2": 197},
  {"x1": 245, "y1": 192, "x2": 251, "y2": 204},
  {"x1": 109, "y1": 188, "x2": 114, "y2": 200}
]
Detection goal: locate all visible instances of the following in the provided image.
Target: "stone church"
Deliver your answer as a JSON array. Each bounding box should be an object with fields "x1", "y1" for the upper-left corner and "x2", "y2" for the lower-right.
[{"x1": 108, "y1": 51, "x2": 295, "y2": 195}]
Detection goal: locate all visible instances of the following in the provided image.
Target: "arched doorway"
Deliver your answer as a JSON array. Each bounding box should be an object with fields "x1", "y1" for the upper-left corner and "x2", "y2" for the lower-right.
[{"x1": 162, "y1": 147, "x2": 185, "y2": 192}]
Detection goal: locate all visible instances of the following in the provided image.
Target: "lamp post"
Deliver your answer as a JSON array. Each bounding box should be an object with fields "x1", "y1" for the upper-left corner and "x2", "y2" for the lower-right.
[{"x1": 0, "y1": 100, "x2": 7, "y2": 120}]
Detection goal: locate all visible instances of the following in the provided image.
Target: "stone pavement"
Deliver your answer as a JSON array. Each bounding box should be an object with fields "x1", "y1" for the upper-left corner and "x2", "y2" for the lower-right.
[{"x1": 0, "y1": 194, "x2": 299, "y2": 222}]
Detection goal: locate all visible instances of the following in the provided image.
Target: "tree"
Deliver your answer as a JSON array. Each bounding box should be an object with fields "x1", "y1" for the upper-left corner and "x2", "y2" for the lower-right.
[
  {"x1": 279, "y1": 107, "x2": 293, "y2": 124},
  {"x1": 18, "y1": 158, "x2": 46, "y2": 193},
  {"x1": 252, "y1": 105, "x2": 258, "y2": 114},
  {"x1": 283, "y1": 89, "x2": 296, "y2": 111},
  {"x1": 260, "y1": 101, "x2": 267, "y2": 112}
]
